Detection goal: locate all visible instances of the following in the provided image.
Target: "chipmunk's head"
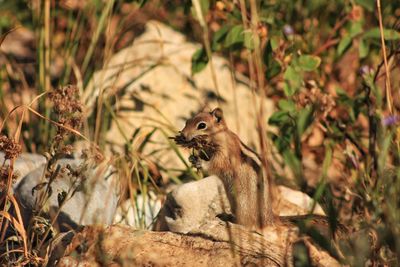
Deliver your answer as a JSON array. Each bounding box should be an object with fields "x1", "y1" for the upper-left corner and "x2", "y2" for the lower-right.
[{"x1": 180, "y1": 108, "x2": 226, "y2": 142}]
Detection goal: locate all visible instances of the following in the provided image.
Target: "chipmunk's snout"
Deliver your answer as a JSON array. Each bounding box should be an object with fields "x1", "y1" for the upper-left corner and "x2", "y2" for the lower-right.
[{"x1": 180, "y1": 130, "x2": 192, "y2": 141}]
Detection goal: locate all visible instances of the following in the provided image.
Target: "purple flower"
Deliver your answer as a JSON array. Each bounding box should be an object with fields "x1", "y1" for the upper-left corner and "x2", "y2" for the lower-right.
[
  {"x1": 382, "y1": 115, "x2": 399, "y2": 126},
  {"x1": 283, "y1": 25, "x2": 294, "y2": 36},
  {"x1": 359, "y1": 65, "x2": 374, "y2": 76}
]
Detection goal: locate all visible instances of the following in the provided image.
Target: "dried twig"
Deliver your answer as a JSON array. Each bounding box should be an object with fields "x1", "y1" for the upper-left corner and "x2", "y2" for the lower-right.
[{"x1": 376, "y1": 0, "x2": 393, "y2": 114}]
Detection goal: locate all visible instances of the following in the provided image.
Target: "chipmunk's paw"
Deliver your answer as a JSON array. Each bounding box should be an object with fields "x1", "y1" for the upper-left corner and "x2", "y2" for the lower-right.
[{"x1": 189, "y1": 155, "x2": 202, "y2": 170}]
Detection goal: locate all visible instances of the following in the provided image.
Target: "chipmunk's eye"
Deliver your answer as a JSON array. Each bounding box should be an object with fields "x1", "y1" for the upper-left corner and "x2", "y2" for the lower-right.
[{"x1": 197, "y1": 122, "x2": 207, "y2": 130}]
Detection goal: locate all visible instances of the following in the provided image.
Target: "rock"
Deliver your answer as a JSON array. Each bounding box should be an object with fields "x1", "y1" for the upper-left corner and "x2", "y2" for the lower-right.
[
  {"x1": 83, "y1": 20, "x2": 274, "y2": 178},
  {"x1": 153, "y1": 176, "x2": 230, "y2": 233},
  {"x1": 153, "y1": 176, "x2": 325, "y2": 233},
  {"x1": 57, "y1": 224, "x2": 287, "y2": 266},
  {"x1": 0, "y1": 152, "x2": 47, "y2": 188},
  {"x1": 275, "y1": 185, "x2": 325, "y2": 216},
  {"x1": 113, "y1": 191, "x2": 162, "y2": 228},
  {"x1": 55, "y1": 223, "x2": 341, "y2": 267},
  {"x1": 3, "y1": 153, "x2": 119, "y2": 231}
]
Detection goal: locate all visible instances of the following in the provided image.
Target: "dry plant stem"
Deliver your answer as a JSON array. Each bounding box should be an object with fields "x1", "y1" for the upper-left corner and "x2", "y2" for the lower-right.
[
  {"x1": 0, "y1": 96, "x2": 44, "y2": 246},
  {"x1": 94, "y1": 1, "x2": 120, "y2": 146},
  {"x1": 44, "y1": 0, "x2": 51, "y2": 94},
  {"x1": 364, "y1": 83, "x2": 378, "y2": 180},
  {"x1": 0, "y1": 92, "x2": 47, "y2": 132},
  {"x1": 238, "y1": 0, "x2": 259, "y2": 118},
  {"x1": 0, "y1": 249, "x2": 24, "y2": 259},
  {"x1": 81, "y1": 0, "x2": 116, "y2": 74},
  {"x1": 229, "y1": 53, "x2": 240, "y2": 133},
  {"x1": 37, "y1": 189, "x2": 74, "y2": 251},
  {"x1": 192, "y1": 0, "x2": 221, "y2": 104},
  {"x1": 248, "y1": 0, "x2": 274, "y2": 192},
  {"x1": 38, "y1": 0, "x2": 52, "y2": 144},
  {"x1": 0, "y1": 110, "x2": 28, "y2": 256},
  {"x1": 2, "y1": 105, "x2": 89, "y2": 144},
  {"x1": 313, "y1": 15, "x2": 349, "y2": 56},
  {"x1": 28, "y1": 107, "x2": 90, "y2": 142},
  {"x1": 377, "y1": 0, "x2": 393, "y2": 114},
  {"x1": 0, "y1": 163, "x2": 15, "y2": 243}
]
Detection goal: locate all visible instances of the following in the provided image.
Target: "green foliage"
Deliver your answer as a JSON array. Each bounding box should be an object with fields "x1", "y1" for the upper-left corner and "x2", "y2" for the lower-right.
[
  {"x1": 363, "y1": 28, "x2": 400, "y2": 40},
  {"x1": 188, "y1": 0, "x2": 400, "y2": 263},
  {"x1": 224, "y1": 25, "x2": 245, "y2": 48},
  {"x1": 264, "y1": 40, "x2": 282, "y2": 79},
  {"x1": 191, "y1": 47, "x2": 209, "y2": 74},
  {"x1": 297, "y1": 55, "x2": 321, "y2": 72}
]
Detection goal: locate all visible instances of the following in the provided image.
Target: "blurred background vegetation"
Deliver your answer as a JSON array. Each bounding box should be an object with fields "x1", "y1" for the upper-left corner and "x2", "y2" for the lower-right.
[{"x1": 0, "y1": 0, "x2": 400, "y2": 265}]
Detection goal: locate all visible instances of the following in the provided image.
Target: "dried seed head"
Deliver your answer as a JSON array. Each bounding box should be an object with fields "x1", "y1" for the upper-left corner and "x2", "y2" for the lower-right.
[
  {"x1": 48, "y1": 85, "x2": 83, "y2": 145},
  {"x1": 81, "y1": 144, "x2": 104, "y2": 164},
  {"x1": 294, "y1": 84, "x2": 336, "y2": 121},
  {"x1": 0, "y1": 134, "x2": 22, "y2": 160},
  {"x1": 48, "y1": 85, "x2": 83, "y2": 115}
]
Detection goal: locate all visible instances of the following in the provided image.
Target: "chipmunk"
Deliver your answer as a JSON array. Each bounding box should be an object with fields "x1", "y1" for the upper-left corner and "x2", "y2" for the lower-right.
[
  {"x1": 175, "y1": 108, "x2": 349, "y2": 237},
  {"x1": 177, "y1": 108, "x2": 274, "y2": 229}
]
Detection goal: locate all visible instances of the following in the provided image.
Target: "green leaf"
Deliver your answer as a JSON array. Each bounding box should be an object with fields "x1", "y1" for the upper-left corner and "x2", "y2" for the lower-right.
[
  {"x1": 268, "y1": 111, "x2": 290, "y2": 126},
  {"x1": 270, "y1": 36, "x2": 279, "y2": 50},
  {"x1": 190, "y1": 0, "x2": 210, "y2": 23},
  {"x1": 224, "y1": 25, "x2": 244, "y2": 47},
  {"x1": 212, "y1": 25, "x2": 229, "y2": 51},
  {"x1": 363, "y1": 28, "x2": 400, "y2": 40},
  {"x1": 359, "y1": 38, "x2": 369, "y2": 58},
  {"x1": 284, "y1": 65, "x2": 302, "y2": 96},
  {"x1": 244, "y1": 31, "x2": 255, "y2": 50},
  {"x1": 282, "y1": 149, "x2": 302, "y2": 178},
  {"x1": 349, "y1": 21, "x2": 363, "y2": 38},
  {"x1": 337, "y1": 36, "x2": 352, "y2": 57},
  {"x1": 283, "y1": 83, "x2": 296, "y2": 97},
  {"x1": 297, "y1": 106, "x2": 313, "y2": 136},
  {"x1": 355, "y1": 0, "x2": 374, "y2": 12},
  {"x1": 298, "y1": 55, "x2": 321, "y2": 71},
  {"x1": 264, "y1": 41, "x2": 282, "y2": 79},
  {"x1": 265, "y1": 60, "x2": 282, "y2": 79},
  {"x1": 199, "y1": 0, "x2": 210, "y2": 14},
  {"x1": 271, "y1": 133, "x2": 291, "y2": 153},
  {"x1": 263, "y1": 40, "x2": 274, "y2": 66},
  {"x1": 278, "y1": 99, "x2": 296, "y2": 112},
  {"x1": 321, "y1": 143, "x2": 333, "y2": 178},
  {"x1": 191, "y1": 47, "x2": 208, "y2": 74}
]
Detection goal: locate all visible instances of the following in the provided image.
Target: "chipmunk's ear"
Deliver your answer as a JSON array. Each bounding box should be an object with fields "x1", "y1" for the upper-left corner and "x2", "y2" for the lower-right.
[{"x1": 211, "y1": 108, "x2": 223, "y2": 123}]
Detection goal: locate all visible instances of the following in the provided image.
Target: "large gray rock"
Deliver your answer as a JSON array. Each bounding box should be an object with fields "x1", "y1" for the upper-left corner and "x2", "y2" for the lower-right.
[
  {"x1": 154, "y1": 176, "x2": 230, "y2": 233},
  {"x1": 154, "y1": 175, "x2": 324, "y2": 233},
  {"x1": 1, "y1": 153, "x2": 119, "y2": 231}
]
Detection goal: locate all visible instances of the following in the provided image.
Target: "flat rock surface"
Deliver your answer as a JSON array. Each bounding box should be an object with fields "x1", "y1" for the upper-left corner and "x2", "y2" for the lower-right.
[{"x1": 56, "y1": 223, "x2": 340, "y2": 267}]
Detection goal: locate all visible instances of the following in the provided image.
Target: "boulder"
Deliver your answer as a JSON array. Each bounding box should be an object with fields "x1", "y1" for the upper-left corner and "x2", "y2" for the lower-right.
[
  {"x1": 154, "y1": 176, "x2": 325, "y2": 233},
  {"x1": 1, "y1": 152, "x2": 119, "y2": 231}
]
